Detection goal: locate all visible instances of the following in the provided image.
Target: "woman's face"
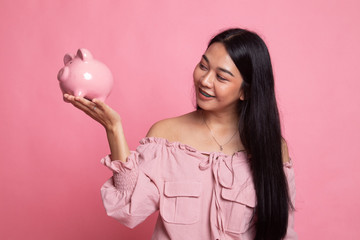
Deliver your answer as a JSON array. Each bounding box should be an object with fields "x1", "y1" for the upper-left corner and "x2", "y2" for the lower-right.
[{"x1": 193, "y1": 42, "x2": 244, "y2": 112}]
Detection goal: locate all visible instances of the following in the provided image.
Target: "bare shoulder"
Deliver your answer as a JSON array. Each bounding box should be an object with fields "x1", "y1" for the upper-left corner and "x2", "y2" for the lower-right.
[
  {"x1": 146, "y1": 111, "x2": 198, "y2": 142},
  {"x1": 281, "y1": 138, "x2": 291, "y2": 164},
  {"x1": 146, "y1": 118, "x2": 175, "y2": 139}
]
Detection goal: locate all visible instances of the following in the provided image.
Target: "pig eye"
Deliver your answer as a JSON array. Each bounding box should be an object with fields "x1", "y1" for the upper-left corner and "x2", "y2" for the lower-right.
[{"x1": 69, "y1": 61, "x2": 72, "y2": 64}]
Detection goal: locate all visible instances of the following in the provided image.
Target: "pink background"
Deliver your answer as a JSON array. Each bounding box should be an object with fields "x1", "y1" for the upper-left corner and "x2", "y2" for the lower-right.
[{"x1": 1, "y1": 0, "x2": 359, "y2": 239}]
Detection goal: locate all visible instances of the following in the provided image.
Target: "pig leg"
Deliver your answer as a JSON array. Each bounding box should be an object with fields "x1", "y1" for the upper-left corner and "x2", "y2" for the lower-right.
[{"x1": 74, "y1": 89, "x2": 86, "y2": 98}]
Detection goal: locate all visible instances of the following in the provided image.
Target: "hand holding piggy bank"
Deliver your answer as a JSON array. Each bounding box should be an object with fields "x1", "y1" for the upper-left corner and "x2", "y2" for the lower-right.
[{"x1": 57, "y1": 48, "x2": 113, "y2": 102}]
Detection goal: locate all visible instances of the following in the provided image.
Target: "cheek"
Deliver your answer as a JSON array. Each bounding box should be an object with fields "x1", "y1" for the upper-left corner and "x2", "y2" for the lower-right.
[
  {"x1": 216, "y1": 84, "x2": 241, "y2": 99},
  {"x1": 216, "y1": 84, "x2": 230, "y2": 94},
  {"x1": 193, "y1": 66, "x2": 201, "y2": 84}
]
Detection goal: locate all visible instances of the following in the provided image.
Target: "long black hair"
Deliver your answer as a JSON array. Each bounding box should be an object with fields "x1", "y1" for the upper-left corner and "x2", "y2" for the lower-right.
[{"x1": 206, "y1": 28, "x2": 294, "y2": 239}]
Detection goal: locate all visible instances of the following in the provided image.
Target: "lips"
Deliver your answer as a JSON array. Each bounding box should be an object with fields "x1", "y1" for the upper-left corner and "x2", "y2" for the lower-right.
[{"x1": 199, "y1": 88, "x2": 215, "y2": 98}]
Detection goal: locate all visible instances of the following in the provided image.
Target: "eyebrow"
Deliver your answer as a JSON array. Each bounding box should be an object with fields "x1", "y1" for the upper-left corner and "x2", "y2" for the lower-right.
[{"x1": 202, "y1": 55, "x2": 234, "y2": 77}]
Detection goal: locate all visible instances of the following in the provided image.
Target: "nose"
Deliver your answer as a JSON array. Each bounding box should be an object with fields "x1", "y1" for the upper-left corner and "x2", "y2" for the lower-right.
[
  {"x1": 200, "y1": 71, "x2": 214, "y2": 88},
  {"x1": 57, "y1": 66, "x2": 69, "y2": 82}
]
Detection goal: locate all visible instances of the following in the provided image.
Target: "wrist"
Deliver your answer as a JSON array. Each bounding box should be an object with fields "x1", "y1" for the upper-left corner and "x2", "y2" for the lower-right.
[{"x1": 105, "y1": 121, "x2": 123, "y2": 135}]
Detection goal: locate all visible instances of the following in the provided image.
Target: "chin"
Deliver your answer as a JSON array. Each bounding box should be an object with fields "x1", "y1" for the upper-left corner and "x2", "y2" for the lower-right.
[
  {"x1": 195, "y1": 98, "x2": 204, "y2": 109},
  {"x1": 196, "y1": 100, "x2": 212, "y2": 111}
]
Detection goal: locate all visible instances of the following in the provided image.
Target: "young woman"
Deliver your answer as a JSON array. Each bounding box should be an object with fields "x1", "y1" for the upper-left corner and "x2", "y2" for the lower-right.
[{"x1": 64, "y1": 28, "x2": 297, "y2": 240}]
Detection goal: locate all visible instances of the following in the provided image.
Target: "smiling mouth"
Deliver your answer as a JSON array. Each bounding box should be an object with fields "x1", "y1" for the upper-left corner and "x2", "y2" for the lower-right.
[{"x1": 199, "y1": 89, "x2": 215, "y2": 98}]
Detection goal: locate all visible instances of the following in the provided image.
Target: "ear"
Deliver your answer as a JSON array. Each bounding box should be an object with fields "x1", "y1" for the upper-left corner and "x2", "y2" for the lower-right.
[
  {"x1": 63, "y1": 53, "x2": 74, "y2": 65},
  {"x1": 239, "y1": 90, "x2": 245, "y2": 101},
  {"x1": 76, "y1": 48, "x2": 93, "y2": 61}
]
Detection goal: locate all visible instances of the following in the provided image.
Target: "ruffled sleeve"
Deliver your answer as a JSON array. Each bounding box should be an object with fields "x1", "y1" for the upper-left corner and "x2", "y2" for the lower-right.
[
  {"x1": 100, "y1": 140, "x2": 161, "y2": 229},
  {"x1": 101, "y1": 152, "x2": 139, "y2": 192},
  {"x1": 283, "y1": 158, "x2": 298, "y2": 239}
]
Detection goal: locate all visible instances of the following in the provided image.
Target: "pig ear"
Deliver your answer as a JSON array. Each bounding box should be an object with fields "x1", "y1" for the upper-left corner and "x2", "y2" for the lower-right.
[
  {"x1": 76, "y1": 48, "x2": 93, "y2": 61},
  {"x1": 63, "y1": 54, "x2": 74, "y2": 65}
]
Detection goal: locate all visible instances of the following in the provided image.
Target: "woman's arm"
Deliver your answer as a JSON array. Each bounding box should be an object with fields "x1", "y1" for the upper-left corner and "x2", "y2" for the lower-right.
[
  {"x1": 282, "y1": 138, "x2": 290, "y2": 164},
  {"x1": 64, "y1": 94, "x2": 130, "y2": 162},
  {"x1": 281, "y1": 139, "x2": 298, "y2": 239}
]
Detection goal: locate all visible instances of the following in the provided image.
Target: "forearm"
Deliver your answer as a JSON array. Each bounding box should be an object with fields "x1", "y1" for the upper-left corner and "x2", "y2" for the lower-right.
[
  {"x1": 62, "y1": 94, "x2": 130, "y2": 161},
  {"x1": 106, "y1": 122, "x2": 130, "y2": 162}
]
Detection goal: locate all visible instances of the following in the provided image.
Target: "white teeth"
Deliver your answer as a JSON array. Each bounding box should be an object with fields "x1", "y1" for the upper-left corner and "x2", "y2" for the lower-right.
[{"x1": 200, "y1": 89, "x2": 214, "y2": 97}]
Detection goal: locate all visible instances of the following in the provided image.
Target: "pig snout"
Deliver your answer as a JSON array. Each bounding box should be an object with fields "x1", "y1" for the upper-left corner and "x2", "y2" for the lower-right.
[{"x1": 57, "y1": 66, "x2": 69, "y2": 82}]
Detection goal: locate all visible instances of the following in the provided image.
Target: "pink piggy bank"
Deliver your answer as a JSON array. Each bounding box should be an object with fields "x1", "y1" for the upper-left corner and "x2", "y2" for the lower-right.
[{"x1": 57, "y1": 48, "x2": 113, "y2": 102}]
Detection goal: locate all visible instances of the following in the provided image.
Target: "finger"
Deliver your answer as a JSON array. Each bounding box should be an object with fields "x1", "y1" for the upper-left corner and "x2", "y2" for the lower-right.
[
  {"x1": 92, "y1": 99, "x2": 108, "y2": 110},
  {"x1": 65, "y1": 94, "x2": 84, "y2": 108},
  {"x1": 64, "y1": 94, "x2": 85, "y2": 109},
  {"x1": 64, "y1": 93, "x2": 75, "y2": 102},
  {"x1": 64, "y1": 95, "x2": 107, "y2": 126},
  {"x1": 71, "y1": 99, "x2": 103, "y2": 120},
  {"x1": 75, "y1": 96, "x2": 97, "y2": 111},
  {"x1": 71, "y1": 99, "x2": 94, "y2": 113},
  {"x1": 66, "y1": 96, "x2": 95, "y2": 114}
]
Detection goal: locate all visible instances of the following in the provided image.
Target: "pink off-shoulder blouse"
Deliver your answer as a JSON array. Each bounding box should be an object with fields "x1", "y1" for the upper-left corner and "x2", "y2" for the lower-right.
[{"x1": 100, "y1": 137, "x2": 297, "y2": 240}]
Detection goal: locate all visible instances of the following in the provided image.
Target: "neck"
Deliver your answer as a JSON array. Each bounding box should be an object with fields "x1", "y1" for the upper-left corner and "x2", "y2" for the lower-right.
[
  {"x1": 200, "y1": 109, "x2": 239, "y2": 131},
  {"x1": 198, "y1": 109, "x2": 240, "y2": 152}
]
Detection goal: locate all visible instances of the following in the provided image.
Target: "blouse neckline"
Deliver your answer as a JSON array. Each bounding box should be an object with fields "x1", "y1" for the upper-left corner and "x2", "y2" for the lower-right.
[{"x1": 139, "y1": 136, "x2": 248, "y2": 160}]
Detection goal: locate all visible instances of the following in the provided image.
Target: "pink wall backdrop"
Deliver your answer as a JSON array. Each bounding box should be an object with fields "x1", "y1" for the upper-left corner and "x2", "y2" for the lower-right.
[{"x1": 1, "y1": 0, "x2": 359, "y2": 239}]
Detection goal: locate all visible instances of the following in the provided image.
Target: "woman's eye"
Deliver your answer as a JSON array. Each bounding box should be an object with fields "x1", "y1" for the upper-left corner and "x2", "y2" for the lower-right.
[
  {"x1": 199, "y1": 63, "x2": 207, "y2": 70},
  {"x1": 217, "y1": 74, "x2": 227, "y2": 81}
]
